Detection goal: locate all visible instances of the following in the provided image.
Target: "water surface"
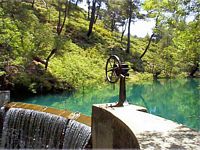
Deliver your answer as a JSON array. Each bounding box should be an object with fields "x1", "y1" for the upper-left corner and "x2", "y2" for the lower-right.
[{"x1": 13, "y1": 79, "x2": 200, "y2": 131}]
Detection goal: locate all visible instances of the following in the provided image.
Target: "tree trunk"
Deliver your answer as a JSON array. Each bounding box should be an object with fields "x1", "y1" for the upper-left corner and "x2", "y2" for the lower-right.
[
  {"x1": 45, "y1": 1, "x2": 68, "y2": 70},
  {"x1": 110, "y1": 13, "x2": 116, "y2": 32},
  {"x1": 31, "y1": 0, "x2": 35, "y2": 8},
  {"x1": 140, "y1": 15, "x2": 159, "y2": 59},
  {"x1": 94, "y1": 8, "x2": 99, "y2": 23},
  {"x1": 121, "y1": 20, "x2": 128, "y2": 42},
  {"x1": 75, "y1": 0, "x2": 79, "y2": 6},
  {"x1": 57, "y1": 0, "x2": 68, "y2": 35},
  {"x1": 33, "y1": 56, "x2": 46, "y2": 65},
  {"x1": 87, "y1": 0, "x2": 96, "y2": 37},
  {"x1": 87, "y1": 0, "x2": 91, "y2": 20},
  {"x1": 140, "y1": 33, "x2": 154, "y2": 59},
  {"x1": 94, "y1": 2, "x2": 101, "y2": 23},
  {"x1": 189, "y1": 63, "x2": 199, "y2": 77},
  {"x1": 126, "y1": 0, "x2": 133, "y2": 54},
  {"x1": 126, "y1": 12, "x2": 132, "y2": 53},
  {"x1": 45, "y1": 48, "x2": 57, "y2": 70}
]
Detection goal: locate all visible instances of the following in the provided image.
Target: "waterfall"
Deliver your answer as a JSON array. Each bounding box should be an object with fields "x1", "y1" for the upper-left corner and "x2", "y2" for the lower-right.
[
  {"x1": 0, "y1": 107, "x2": 91, "y2": 149},
  {"x1": 63, "y1": 120, "x2": 91, "y2": 149}
]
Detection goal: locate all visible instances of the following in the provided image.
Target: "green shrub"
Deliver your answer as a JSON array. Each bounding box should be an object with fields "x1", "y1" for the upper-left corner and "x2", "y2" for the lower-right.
[
  {"x1": 0, "y1": 71, "x2": 6, "y2": 76},
  {"x1": 128, "y1": 71, "x2": 153, "y2": 83},
  {"x1": 176, "y1": 72, "x2": 188, "y2": 78},
  {"x1": 49, "y1": 41, "x2": 106, "y2": 89}
]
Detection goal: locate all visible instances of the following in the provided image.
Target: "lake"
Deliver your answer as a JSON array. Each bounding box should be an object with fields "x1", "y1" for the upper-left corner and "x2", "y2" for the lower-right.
[{"x1": 13, "y1": 79, "x2": 200, "y2": 131}]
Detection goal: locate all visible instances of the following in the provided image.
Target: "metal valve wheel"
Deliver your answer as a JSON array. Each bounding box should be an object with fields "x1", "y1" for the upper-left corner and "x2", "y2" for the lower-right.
[{"x1": 105, "y1": 55, "x2": 122, "y2": 83}]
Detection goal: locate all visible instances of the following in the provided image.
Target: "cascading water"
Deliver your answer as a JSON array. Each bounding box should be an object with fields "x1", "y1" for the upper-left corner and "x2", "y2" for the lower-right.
[
  {"x1": 0, "y1": 107, "x2": 91, "y2": 149},
  {"x1": 63, "y1": 119, "x2": 91, "y2": 148}
]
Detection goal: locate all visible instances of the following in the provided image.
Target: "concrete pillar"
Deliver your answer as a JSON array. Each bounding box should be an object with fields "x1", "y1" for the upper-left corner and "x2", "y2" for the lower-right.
[
  {"x1": 0, "y1": 91, "x2": 10, "y2": 107},
  {"x1": 92, "y1": 104, "x2": 144, "y2": 149}
]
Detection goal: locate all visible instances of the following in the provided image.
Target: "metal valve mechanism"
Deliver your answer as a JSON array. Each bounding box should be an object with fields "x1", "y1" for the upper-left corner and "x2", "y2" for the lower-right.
[{"x1": 105, "y1": 55, "x2": 129, "y2": 107}]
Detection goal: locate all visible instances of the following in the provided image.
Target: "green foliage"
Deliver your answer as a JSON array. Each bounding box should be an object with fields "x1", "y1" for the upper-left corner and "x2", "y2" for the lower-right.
[
  {"x1": 0, "y1": 0, "x2": 199, "y2": 93},
  {"x1": 49, "y1": 40, "x2": 106, "y2": 89},
  {"x1": 142, "y1": 0, "x2": 199, "y2": 78},
  {"x1": 128, "y1": 71, "x2": 153, "y2": 83},
  {"x1": 0, "y1": 71, "x2": 6, "y2": 76},
  {"x1": 176, "y1": 72, "x2": 188, "y2": 78}
]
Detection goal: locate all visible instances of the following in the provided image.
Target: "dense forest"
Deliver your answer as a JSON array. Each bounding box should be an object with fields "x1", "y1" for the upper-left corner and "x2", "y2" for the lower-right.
[{"x1": 0, "y1": 0, "x2": 199, "y2": 94}]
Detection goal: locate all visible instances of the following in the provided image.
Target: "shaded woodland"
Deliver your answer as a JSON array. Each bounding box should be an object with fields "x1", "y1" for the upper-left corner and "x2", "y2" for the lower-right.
[{"x1": 0, "y1": 0, "x2": 199, "y2": 93}]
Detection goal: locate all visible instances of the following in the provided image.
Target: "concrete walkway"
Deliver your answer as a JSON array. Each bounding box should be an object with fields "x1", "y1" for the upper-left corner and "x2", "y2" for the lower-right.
[
  {"x1": 137, "y1": 125, "x2": 200, "y2": 149},
  {"x1": 93, "y1": 103, "x2": 200, "y2": 149}
]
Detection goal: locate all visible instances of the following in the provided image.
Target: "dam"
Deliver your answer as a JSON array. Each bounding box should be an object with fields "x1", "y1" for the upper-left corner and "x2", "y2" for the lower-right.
[
  {"x1": 0, "y1": 104, "x2": 91, "y2": 149},
  {"x1": 0, "y1": 102, "x2": 199, "y2": 149}
]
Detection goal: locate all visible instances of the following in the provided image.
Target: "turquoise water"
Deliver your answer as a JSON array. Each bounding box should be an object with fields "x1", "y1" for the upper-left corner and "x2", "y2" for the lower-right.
[{"x1": 14, "y1": 79, "x2": 200, "y2": 131}]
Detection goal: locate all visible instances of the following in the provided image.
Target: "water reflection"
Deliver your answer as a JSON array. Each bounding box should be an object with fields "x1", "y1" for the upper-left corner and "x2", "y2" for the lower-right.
[
  {"x1": 14, "y1": 79, "x2": 200, "y2": 131},
  {"x1": 127, "y1": 79, "x2": 200, "y2": 131}
]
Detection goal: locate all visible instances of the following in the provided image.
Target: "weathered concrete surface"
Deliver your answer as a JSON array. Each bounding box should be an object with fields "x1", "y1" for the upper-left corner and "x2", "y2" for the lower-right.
[
  {"x1": 0, "y1": 91, "x2": 10, "y2": 107},
  {"x1": 92, "y1": 104, "x2": 140, "y2": 149},
  {"x1": 92, "y1": 103, "x2": 200, "y2": 149},
  {"x1": 137, "y1": 126, "x2": 200, "y2": 149}
]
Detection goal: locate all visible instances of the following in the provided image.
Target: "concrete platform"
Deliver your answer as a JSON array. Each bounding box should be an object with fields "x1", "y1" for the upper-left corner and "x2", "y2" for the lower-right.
[{"x1": 92, "y1": 103, "x2": 200, "y2": 149}]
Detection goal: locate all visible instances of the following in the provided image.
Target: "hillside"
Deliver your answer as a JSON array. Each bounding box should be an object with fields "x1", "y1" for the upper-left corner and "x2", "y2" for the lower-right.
[
  {"x1": 0, "y1": 1, "x2": 134, "y2": 93},
  {"x1": 0, "y1": 1, "x2": 199, "y2": 94}
]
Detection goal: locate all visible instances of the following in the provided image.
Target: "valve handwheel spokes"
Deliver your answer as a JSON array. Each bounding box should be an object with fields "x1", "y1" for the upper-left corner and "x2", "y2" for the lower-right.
[{"x1": 105, "y1": 55, "x2": 121, "y2": 83}]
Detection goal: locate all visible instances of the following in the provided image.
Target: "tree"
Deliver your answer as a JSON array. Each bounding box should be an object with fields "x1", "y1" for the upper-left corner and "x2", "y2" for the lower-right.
[
  {"x1": 74, "y1": 0, "x2": 83, "y2": 6},
  {"x1": 94, "y1": 0, "x2": 102, "y2": 23},
  {"x1": 87, "y1": 0, "x2": 97, "y2": 37},
  {"x1": 87, "y1": 0, "x2": 91, "y2": 20},
  {"x1": 142, "y1": 0, "x2": 199, "y2": 77},
  {"x1": 126, "y1": 0, "x2": 133, "y2": 54},
  {"x1": 104, "y1": 0, "x2": 141, "y2": 53},
  {"x1": 87, "y1": 0, "x2": 107, "y2": 37},
  {"x1": 174, "y1": 20, "x2": 199, "y2": 77},
  {"x1": 126, "y1": 0, "x2": 140, "y2": 54},
  {"x1": 104, "y1": 0, "x2": 126, "y2": 32},
  {"x1": 120, "y1": 19, "x2": 128, "y2": 42},
  {"x1": 45, "y1": 0, "x2": 69, "y2": 70},
  {"x1": 140, "y1": 15, "x2": 159, "y2": 59}
]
